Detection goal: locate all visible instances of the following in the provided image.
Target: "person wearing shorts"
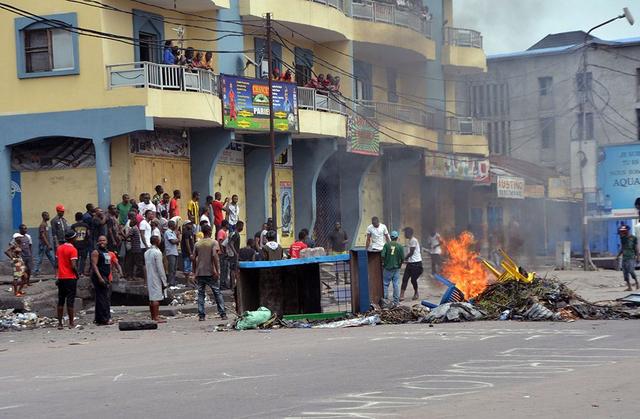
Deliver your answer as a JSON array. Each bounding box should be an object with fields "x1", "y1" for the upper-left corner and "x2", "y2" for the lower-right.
[{"x1": 56, "y1": 230, "x2": 79, "y2": 329}]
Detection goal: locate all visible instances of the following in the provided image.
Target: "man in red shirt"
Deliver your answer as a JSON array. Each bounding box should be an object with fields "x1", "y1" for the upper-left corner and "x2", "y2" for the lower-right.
[
  {"x1": 212, "y1": 192, "x2": 225, "y2": 233},
  {"x1": 289, "y1": 231, "x2": 308, "y2": 259},
  {"x1": 169, "y1": 189, "x2": 181, "y2": 219},
  {"x1": 56, "y1": 230, "x2": 79, "y2": 329}
]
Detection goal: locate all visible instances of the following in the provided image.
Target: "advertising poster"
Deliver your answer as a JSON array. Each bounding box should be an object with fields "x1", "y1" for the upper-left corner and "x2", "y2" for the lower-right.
[
  {"x1": 597, "y1": 144, "x2": 640, "y2": 217},
  {"x1": 423, "y1": 151, "x2": 490, "y2": 182},
  {"x1": 497, "y1": 175, "x2": 525, "y2": 199},
  {"x1": 221, "y1": 75, "x2": 298, "y2": 132},
  {"x1": 280, "y1": 181, "x2": 293, "y2": 237},
  {"x1": 130, "y1": 129, "x2": 190, "y2": 158},
  {"x1": 11, "y1": 171, "x2": 22, "y2": 229},
  {"x1": 346, "y1": 115, "x2": 380, "y2": 156},
  {"x1": 218, "y1": 142, "x2": 244, "y2": 166}
]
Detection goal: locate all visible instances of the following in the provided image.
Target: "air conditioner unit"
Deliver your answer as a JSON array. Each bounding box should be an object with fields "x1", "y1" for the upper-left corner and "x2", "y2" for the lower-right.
[{"x1": 458, "y1": 119, "x2": 474, "y2": 135}]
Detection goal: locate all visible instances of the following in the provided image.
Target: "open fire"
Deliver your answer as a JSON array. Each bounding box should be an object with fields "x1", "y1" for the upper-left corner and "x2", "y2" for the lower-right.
[{"x1": 441, "y1": 231, "x2": 488, "y2": 299}]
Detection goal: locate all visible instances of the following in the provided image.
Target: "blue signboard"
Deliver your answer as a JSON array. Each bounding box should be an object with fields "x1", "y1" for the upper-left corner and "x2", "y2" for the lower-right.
[
  {"x1": 597, "y1": 144, "x2": 640, "y2": 217},
  {"x1": 11, "y1": 171, "x2": 22, "y2": 229},
  {"x1": 220, "y1": 75, "x2": 298, "y2": 133}
]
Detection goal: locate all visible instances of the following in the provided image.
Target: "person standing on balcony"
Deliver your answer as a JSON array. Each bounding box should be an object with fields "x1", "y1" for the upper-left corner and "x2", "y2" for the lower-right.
[
  {"x1": 163, "y1": 40, "x2": 176, "y2": 65},
  {"x1": 204, "y1": 51, "x2": 213, "y2": 71},
  {"x1": 366, "y1": 216, "x2": 390, "y2": 252}
]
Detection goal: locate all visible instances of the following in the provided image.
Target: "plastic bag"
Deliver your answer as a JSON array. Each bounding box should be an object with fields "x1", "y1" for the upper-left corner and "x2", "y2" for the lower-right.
[{"x1": 235, "y1": 307, "x2": 273, "y2": 330}]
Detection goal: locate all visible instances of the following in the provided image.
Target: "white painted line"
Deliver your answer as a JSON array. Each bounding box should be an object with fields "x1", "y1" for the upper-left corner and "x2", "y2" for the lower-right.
[
  {"x1": 113, "y1": 373, "x2": 124, "y2": 382},
  {"x1": 479, "y1": 335, "x2": 498, "y2": 341},
  {"x1": 524, "y1": 335, "x2": 541, "y2": 341},
  {"x1": 587, "y1": 335, "x2": 611, "y2": 342},
  {"x1": 0, "y1": 405, "x2": 24, "y2": 411}
]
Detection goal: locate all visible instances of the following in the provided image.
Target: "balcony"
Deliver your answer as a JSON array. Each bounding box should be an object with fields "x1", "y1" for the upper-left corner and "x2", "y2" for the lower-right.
[
  {"x1": 445, "y1": 117, "x2": 488, "y2": 156},
  {"x1": 350, "y1": 1, "x2": 431, "y2": 38},
  {"x1": 358, "y1": 100, "x2": 434, "y2": 128},
  {"x1": 443, "y1": 27, "x2": 487, "y2": 73},
  {"x1": 297, "y1": 86, "x2": 347, "y2": 114},
  {"x1": 106, "y1": 62, "x2": 222, "y2": 126}
]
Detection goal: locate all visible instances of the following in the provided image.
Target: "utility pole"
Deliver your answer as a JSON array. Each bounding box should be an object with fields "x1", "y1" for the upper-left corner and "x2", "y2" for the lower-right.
[
  {"x1": 266, "y1": 12, "x2": 278, "y2": 237},
  {"x1": 579, "y1": 8, "x2": 634, "y2": 271}
]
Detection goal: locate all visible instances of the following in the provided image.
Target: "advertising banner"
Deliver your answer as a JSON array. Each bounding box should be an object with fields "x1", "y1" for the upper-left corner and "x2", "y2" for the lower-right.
[
  {"x1": 130, "y1": 129, "x2": 190, "y2": 158},
  {"x1": 218, "y1": 142, "x2": 244, "y2": 166},
  {"x1": 280, "y1": 181, "x2": 293, "y2": 237},
  {"x1": 597, "y1": 144, "x2": 640, "y2": 216},
  {"x1": 423, "y1": 151, "x2": 490, "y2": 182},
  {"x1": 346, "y1": 115, "x2": 380, "y2": 156},
  {"x1": 497, "y1": 175, "x2": 525, "y2": 199},
  {"x1": 11, "y1": 171, "x2": 22, "y2": 229},
  {"x1": 221, "y1": 75, "x2": 298, "y2": 133}
]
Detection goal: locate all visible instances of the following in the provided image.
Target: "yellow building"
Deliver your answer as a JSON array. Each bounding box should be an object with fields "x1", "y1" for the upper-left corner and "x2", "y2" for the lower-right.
[{"x1": 0, "y1": 0, "x2": 486, "y2": 251}]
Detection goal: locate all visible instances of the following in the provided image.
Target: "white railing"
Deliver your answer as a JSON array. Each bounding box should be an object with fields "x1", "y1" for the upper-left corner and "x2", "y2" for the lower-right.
[
  {"x1": 445, "y1": 27, "x2": 483, "y2": 48},
  {"x1": 311, "y1": 0, "x2": 345, "y2": 12},
  {"x1": 350, "y1": 0, "x2": 432, "y2": 38},
  {"x1": 297, "y1": 86, "x2": 347, "y2": 114},
  {"x1": 107, "y1": 61, "x2": 219, "y2": 94},
  {"x1": 357, "y1": 100, "x2": 434, "y2": 128},
  {"x1": 447, "y1": 116, "x2": 484, "y2": 135}
]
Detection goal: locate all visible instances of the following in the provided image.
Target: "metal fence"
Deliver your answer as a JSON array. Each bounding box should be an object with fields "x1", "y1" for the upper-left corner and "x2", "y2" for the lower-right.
[
  {"x1": 446, "y1": 116, "x2": 484, "y2": 135},
  {"x1": 445, "y1": 27, "x2": 483, "y2": 48},
  {"x1": 107, "y1": 62, "x2": 219, "y2": 94},
  {"x1": 357, "y1": 100, "x2": 434, "y2": 128},
  {"x1": 297, "y1": 86, "x2": 347, "y2": 114},
  {"x1": 350, "y1": 0, "x2": 431, "y2": 37},
  {"x1": 310, "y1": 0, "x2": 345, "y2": 12}
]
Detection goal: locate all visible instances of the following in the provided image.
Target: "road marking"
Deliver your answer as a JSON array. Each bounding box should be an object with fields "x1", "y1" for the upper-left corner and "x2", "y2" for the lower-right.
[
  {"x1": 525, "y1": 335, "x2": 541, "y2": 341},
  {"x1": 587, "y1": 335, "x2": 610, "y2": 342},
  {"x1": 0, "y1": 405, "x2": 24, "y2": 411},
  {"x1": 113, "y1": 373, "x2": 124, "y2": 382},
  {"x1": 479, "y1": 335, "x2": 498, "y2": 341}
]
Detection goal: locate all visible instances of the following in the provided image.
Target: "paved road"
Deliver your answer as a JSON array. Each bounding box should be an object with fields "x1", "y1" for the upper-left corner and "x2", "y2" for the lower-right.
[{"x1": 1, "y1": 319, "x2": 639, "y2": 418}]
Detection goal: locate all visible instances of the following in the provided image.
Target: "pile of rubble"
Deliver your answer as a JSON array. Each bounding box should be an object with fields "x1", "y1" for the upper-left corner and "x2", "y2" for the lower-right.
[{"x1": 0, "y1": 309, "x2": 58, "y2": 331}]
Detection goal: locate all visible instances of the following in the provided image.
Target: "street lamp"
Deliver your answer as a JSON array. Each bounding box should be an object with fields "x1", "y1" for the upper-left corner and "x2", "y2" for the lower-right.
[{"x1": 579, "y1": 7, "x2": 634, "y2": 271}]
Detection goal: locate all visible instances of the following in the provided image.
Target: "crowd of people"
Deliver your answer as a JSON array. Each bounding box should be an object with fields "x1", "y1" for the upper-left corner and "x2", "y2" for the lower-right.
[
  {"x1": 163, "y1": 40, "x2": 214, "y2": 71},
  {"x1": 304, "y1": 73, "x2": 341, "y2": 93}
]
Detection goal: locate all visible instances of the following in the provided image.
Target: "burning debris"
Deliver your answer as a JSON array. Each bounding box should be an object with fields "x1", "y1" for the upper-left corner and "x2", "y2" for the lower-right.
[{"x1": 442, "y1": 232, "x2": 488, "y2": 299}]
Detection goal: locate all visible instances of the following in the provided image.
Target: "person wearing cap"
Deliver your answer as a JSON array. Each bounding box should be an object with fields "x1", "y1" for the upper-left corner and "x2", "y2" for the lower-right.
[
  {"x1": 400, "y1": 227, "x2": 423, "y2": 301},
  {"x1": 381, "y1": 230, "x2": 404, "y2": 305},
  {"x1": 617, "y1": 225, "x2": 639, "y2": 291},
  {"x1": 51, "y1": 204, "x2": 69, "y2": 254},
  {"x1": 56, "y1": 230, "x2": 79, "y2": 329}
]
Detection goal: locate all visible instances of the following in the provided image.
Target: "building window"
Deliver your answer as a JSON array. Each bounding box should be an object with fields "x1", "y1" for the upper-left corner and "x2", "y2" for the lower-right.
[
  {"x1": 577, "y1": 112, "x2": 594, "y2": 140},
  {"x1": 294, "y1": 47, "x2": 313, "y2": 87},
  {"x1": 540, "y1": 117, "x2": 555, "y2": 149},
  {"x1": 15, "y1": 13, "x2": 79, "y2": 78},
  {"x1": 636, "y1": 68, "x2": 640, "y2": 102},
  {"x1": 576, "y1": 72, "x2": 592, "y2": 92},
  {"x1": 538, "y1": 76, "x2": 553, "y2": 96}
]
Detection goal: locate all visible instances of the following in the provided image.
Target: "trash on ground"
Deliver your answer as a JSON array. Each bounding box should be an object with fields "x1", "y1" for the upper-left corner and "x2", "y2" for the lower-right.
[
  {"x1": 313, "y1": 314, "x2": 380, "y2": 328},
  {"x1": 0, "y1": 309, "x2": 57, "y2": 331},
  {"x1": 235, "y1": 307, "x2": 272, "y2": 330},
  {"x1": 424, "y1": 302, "x2": 485, "y2": 323}
]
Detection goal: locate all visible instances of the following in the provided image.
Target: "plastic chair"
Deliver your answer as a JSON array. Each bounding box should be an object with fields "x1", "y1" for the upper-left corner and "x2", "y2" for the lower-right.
[{"x1": 421, "y1": 273, "x2": 466, "y2": 309}]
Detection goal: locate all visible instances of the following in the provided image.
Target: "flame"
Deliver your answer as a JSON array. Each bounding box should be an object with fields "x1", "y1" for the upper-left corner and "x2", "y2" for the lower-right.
[{"x1": 441, "y1": 231, "x2": 488, "y2": 299}]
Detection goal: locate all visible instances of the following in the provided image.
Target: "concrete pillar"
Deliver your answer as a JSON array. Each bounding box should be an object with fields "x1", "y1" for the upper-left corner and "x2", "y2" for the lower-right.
[
  {"x1": 93, "y1": 138, "x2": 111, "y2": 209},
  {"x1": 338, "y1": 151, "x2": 378, "y2": 248},
  {"x1": 292, "y1": 138, "x2": 337, "y2": 233},
  {"x1": 382, "y1": 150, "x2": 422, "y2": 231},
  {"x1": 0, "y1": 145, "x2": 12, "y2": 245},
  {"x1": 217, "y1": 0, "x2": 246, "y2": 76},
  {"x1": 190, "y1": 128, "x2": 235, "y2": 201},
  {"x1": 425, "y1": 0, "x2": 446, "y2": 147},
  {"x1": 244, "y1": 134, "x2": 291, "y2": 235}
]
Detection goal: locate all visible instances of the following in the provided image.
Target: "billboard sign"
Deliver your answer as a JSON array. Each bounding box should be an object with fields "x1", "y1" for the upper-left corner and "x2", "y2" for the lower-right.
[
  {"x1": 221, "y1": 75, "x2": 298, "y2": 133},
  {"x1": 597, "y1": 144, "x2": 640, "y2": 217},
  {"x1": 497, "y1": 175, "x2": 525, "y2": 199},
  {"x1": 346, "y1": 115, "x2": 380, "y2": 156},
  {"x1": 424, "y1": 151, "x2": 490, "y2": 182}
]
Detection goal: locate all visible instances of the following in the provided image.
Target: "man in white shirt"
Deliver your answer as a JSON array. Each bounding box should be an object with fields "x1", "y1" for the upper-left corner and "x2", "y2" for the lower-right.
[
  {"x1": 401, "y1": 227, "x2": 423, "y2": 301},
  {"x1": 366, "y1": 216, "x2": 390, "y2": 252},
  {"x1": 138, "y1": 193, "x2": 157, "y2": 218},
  {"x1": 224, "y1": 194, "x2": 240, "y2": 232},
  {"x1": 138, "y1": 210, "x2": 154, "y2": 250},
  {"x1": 427, "y1": 229, "x2": 443, "y2": 274}
]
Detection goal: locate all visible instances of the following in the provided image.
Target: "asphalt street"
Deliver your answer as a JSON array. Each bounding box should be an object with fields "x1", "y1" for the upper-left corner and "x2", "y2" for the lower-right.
[{"x1": 1, "y1": 319, "x2": 639, "y2": 418}]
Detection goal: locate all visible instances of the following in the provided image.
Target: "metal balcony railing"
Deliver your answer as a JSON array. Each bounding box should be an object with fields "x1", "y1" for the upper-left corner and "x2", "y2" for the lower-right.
[
  {"x1": 357, "y1": 100, "x2": 435, "y2": 128},
  {"x1": 446, "y1": 116, "x2": 484, "y2": 135},
  {"x1": 106, "y1": 62, "x2": 219, "y2": 94},
  {"x1": 308, "y1": 0, "x2": 432, "y2": 38},
  {"x1": 444, "y1": 27, "x2": 483, "y2": 48},
  {"x1": 297, "y1": 86, "x2": 347, "y2": 114}
]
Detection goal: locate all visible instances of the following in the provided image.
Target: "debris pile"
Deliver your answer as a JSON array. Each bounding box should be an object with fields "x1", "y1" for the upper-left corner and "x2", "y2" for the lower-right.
[
  {"x1": 425, "y1": 302, "x2": 485, "y2": 323},
  {"x1": 0, "y1": 309, "x2": 57, "y2": 331},
  {"x1": 368, "y1": 304, "x2": 430, "y2": 324}
]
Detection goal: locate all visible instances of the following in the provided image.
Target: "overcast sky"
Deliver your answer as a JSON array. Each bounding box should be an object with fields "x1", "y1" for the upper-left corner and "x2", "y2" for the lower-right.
[{"x1": 453, "y1": 0, "x2": 640, "y2": 55}]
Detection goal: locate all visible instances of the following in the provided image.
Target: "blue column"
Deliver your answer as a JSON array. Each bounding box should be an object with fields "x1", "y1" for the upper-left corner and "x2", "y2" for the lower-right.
[
  {"x1": 338, "y1": 150, "x2": 378, "y2": 248},
  {"x1": 93, "y1": 138, "x2": 111, "y2": 209},
  {"x1": 382, "y1": 150, "x2": 422, "y2": 230},
  {"x1": 190, "y1": 128, "x2": 235, "y2": 200},
  {"x1": 217, "y1": 0, "x2": 245, "y2": 76},
  {"x1": 0, "y1": 145, "x2": 12, "y2": 246},
  {"x1": 292, "y1": 138, "x2": 337, "y2": 233},
  {"x1": 244, "y1": 134, "x2": 291, "y2": 235}
]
